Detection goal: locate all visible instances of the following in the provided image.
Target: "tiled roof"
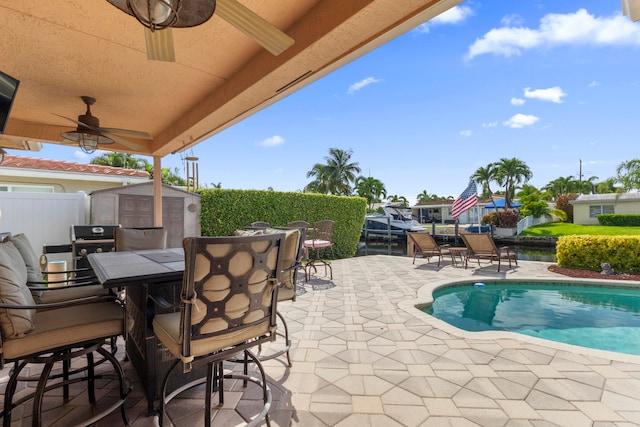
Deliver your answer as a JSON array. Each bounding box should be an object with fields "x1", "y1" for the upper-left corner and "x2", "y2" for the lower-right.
[{"x1": 0, "y1": 155, "x2": 150, "y2": 178}]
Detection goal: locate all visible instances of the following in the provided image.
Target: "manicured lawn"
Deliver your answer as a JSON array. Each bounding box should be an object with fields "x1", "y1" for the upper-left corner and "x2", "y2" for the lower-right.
[{"x1": 520, "y1": 222, "x2": 640, "y2": 237}]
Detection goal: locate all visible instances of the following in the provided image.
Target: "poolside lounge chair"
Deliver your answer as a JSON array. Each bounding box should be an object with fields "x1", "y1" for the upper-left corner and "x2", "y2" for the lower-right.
[
  {"x1": 408, "y1": 232, "x2": 450, "y2": 266},
  {"x1": 460, "y1": 233, "x2": 517, "y2": 272}
]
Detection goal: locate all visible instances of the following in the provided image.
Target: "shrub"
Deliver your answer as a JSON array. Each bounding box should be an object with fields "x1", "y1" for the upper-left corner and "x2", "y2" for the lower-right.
[
  {"x1": 598, "y1": 214, "x2": 640, "y2": 226},
  {"x1": 556, "y1": 235, "x2": 640, "y2": 271},
  {"x1": 555, "y1": 193, "x2": 577, "y2": 223},
  {"x1": 482, "y1": 212, "x2": 499, "y2": 225},
  {"x1": 499, "y1": 210, "x2": 520, "y2": 228}
]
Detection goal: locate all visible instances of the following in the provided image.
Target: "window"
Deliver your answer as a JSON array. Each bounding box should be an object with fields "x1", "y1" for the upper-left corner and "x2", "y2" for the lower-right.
[
  {"x1": 0, "y1": 184, "x2": 54, "y2": 193},
  {"x1": 589, "y1": 205, "x2": 614, "y2": 217}
]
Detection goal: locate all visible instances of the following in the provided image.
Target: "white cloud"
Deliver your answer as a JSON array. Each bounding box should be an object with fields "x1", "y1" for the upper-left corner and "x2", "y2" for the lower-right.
[
  {"x1": 511, "y1": 97, "x2": 526, "y2": 106},
  {"x1": 347, "y1": 77, "x2": 381, "y2": 94},
  {"x1": 524, "y1": 86, "x2": 567, "y2": 103},
  {"x1": 482, "y1": 121, "x2": 498, "y2": 128},
  {"x1": 460, "y1": 130, "x2": 472, "y2": 137},
  {"x1": 74, "y1": 150, "x2": 88, "y2": 160},
  {"x1": 415, "y1": 5, "x2": 474, "y2": 33},
  {"x1": 258, "y1": 135, "x2": 285, "y2": 147},
  {"x1": 466, "y1": 9, "x2": 640, "y2": 60},
  {"x1": 503, "y1": 113, "x2": 540, "y2": 128},
  {"x1": 588, "y1": 81, "x2": 600, "y2": 87}
]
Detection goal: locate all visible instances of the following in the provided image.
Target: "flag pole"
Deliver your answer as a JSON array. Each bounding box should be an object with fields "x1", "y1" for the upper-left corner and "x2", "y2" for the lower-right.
[{"x1": 474, "y1": 180, "x2": 480, "y2": 233}]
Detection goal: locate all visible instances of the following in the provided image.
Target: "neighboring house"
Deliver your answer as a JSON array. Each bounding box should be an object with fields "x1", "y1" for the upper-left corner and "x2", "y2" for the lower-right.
[
  {"x1": 0, "y1": 154, "x2": 150, "y2": 193},
  {"x1": 571, "y1": 193, "x2": 640, "y2": 225},
  {"x1": 412, "y1": 198, "x2": 509, "y2": 225}
]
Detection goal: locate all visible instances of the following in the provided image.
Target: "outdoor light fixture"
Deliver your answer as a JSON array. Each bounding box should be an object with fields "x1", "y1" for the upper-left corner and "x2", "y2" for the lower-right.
[
  {"x1": 107, "y1": 0, "x2": 216, "y2": 29},
  {"x1": 61, "y1": 129, "x2": 114, "y2": 154}
]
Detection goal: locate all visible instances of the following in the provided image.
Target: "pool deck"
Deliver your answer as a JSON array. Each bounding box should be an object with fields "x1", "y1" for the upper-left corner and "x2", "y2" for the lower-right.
[{"x1": 4, "y1": 255, "x2": 640, "y2": 426}]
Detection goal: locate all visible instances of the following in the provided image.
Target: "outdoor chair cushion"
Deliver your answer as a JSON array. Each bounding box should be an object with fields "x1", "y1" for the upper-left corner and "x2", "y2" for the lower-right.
[
  {"x1": 2, "y1": 301, "x2": 124, "y2": 360},
  {"x1": 234, "y1": 229, "x2": 263, "y2": 236},
  {"x1": 0, "y1": 241, "x2": 36, "y2": 338},
  {"x1": 264, "y1": 227, "x2": 300, "y2": 301},
  {"x1": 7, "y1": 234, "x2": 43, "y2": 283}
]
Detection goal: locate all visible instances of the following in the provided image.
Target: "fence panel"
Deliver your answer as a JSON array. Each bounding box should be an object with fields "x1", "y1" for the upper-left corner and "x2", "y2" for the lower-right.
[{"x1": 0, "y1": 192, "x2": 89, "y2": 261}]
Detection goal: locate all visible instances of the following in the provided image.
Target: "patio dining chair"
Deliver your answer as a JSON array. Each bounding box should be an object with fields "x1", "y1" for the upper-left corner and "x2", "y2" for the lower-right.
[
  {"x1": 460, "y1": 232, "x2": 518, "y2": 272},
  {"x1": 0, "y1": 238, "x2": 130, "y2": 426},
  {"x1": 408, "y1": 231, "x2": 450, "y2": 266},
  {"x1": 152, "y1": 233, "x2": 285, "y2": 427},
  {"x1": 304, "y1": 220, "x2": 334, "y2": 281},
  {"x1": 250, "y1": 221, "x2": 271, "y2": 229},
  {"x1": 115, "y1": 227, "x2": 168, "y2": 251}
]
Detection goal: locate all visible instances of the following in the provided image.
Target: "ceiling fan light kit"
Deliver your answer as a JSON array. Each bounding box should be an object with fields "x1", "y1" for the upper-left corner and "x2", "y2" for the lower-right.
[
  {"x1": 61, "y1": 129, "x2": 113, "y2": 154},
  {"x1": 108, "y1": 0, "x2": 216, "y2": 29}
]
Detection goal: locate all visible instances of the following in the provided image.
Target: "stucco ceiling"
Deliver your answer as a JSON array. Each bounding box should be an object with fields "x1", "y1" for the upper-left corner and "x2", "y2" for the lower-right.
[{"x1": 0, "y1": 0, "x2": 461, "y2": 157}]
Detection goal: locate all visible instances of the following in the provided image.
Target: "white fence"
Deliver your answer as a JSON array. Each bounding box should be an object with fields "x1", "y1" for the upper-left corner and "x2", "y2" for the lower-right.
[
  {"x1": 0, "y1": 191, "x2": 89, "y2": 262},
  {"x1": 517, "y1": 214, "x2": 556, "y2": 235}
]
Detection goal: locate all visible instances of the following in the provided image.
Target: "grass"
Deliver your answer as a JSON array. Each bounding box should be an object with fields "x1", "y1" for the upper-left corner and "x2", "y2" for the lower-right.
[{"x1": 519, "y1": 222, "x2": 640, "y2": 237}]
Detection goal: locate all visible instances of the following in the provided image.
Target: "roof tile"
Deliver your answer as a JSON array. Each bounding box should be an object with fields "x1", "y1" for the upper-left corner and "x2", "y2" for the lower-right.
[{"x1": 0, "y1": 155, "x2": 150, "y2": 178}]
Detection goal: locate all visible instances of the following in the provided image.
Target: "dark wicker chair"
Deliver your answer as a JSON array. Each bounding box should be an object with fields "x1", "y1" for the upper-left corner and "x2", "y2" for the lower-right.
[{"x1": 152, "y1": 233, "x2": 286, "y2": 427}]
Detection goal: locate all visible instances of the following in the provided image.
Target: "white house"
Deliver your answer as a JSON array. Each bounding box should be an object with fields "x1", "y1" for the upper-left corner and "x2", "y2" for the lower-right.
[{"x1": 571, "y1": 193, "x2": 640, "y2": 225}]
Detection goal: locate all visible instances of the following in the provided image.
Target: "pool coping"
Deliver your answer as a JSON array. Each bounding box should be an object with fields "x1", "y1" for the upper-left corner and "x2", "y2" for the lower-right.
[{"x1": 399, "y1": 274, "x2": 640, "y2": 364}]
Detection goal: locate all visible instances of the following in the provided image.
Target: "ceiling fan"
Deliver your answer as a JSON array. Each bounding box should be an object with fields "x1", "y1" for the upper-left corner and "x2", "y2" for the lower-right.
[
  {"x1": 56, "y1": 96, "x2": 152, "y2": 154},
  {"x1": 106, "y1": 0, "x2": 295, "y2": 62}
]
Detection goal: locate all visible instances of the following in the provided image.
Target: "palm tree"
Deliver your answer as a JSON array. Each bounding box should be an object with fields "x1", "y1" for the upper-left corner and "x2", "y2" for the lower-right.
[
  {"x1": 355, "y1": 176, "x2": 387, "y2": 210},
  {"x1": 306, "y1": 148, "x2": 361, "y2": 195},
  {"x1": 90, "y1": 152, "x2": 147, "y2": 169},
  {"x1": 470, "y1": 164, "x2": 496, "y2": 199},
  {"x1": 416, "y1": 190, "x2": 432, "y2": 204},
  {"x1": 492, "y1": 157, "x2": 532, "y2": 209},
  {"x1": 616, "y1": 159, "x2": 640, "y2": 191},
  {"x1": 387, "y1": 195, "x2": 408, "y2": 207}
]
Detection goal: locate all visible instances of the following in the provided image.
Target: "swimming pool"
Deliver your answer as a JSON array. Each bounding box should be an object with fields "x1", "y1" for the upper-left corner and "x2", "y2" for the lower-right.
[{"x1": 423, "y1": 281, "x2": 640, "y2": 356}]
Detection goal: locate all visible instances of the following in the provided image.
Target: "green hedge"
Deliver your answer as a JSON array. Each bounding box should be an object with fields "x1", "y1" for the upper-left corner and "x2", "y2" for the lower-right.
[
  {"x1": 556, "y1": 235, "x2": 640, "y2": 271},
  {"x1": 197, "y1": 189, "x2": 367, "y2": 259},
  {"x1": 597, "y1": 214, "x2": 640, "y2": 226}
]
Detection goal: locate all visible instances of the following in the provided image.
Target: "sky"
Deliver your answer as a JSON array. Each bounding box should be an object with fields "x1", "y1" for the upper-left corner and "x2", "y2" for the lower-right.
[{"x1": 13, "y1": 1, "x2": 640, "y2": 205}]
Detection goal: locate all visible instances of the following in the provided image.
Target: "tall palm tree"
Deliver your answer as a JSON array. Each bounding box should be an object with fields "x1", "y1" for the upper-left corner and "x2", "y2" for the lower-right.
[
  {"x1": 90, "y1": 152, "x2": 147, "y2": 169},
  {"x1": 616, "y1": 159, "x2": 640, "y2": 191},
  {"x1": 355, "y1": 176, "x2": 387, "y2": 210},
  {"x1": 387, "y1": 195, "x2": 408, "y2": 207},
  {"x1": 416, "y1": 190, "x2": 432, "y2": 204},
  {"x1": 542, "y1": 176, "x2": 578, "y2": 199},
  {"x1": 492, "y1": 157, "x2": 532, "y2": 209},
  {"x1": 470, "y1": 164, "x2": 496, "y2": 199},
  {"x1": 306, "y1": 148, "x2": 361, "y2": 195}
]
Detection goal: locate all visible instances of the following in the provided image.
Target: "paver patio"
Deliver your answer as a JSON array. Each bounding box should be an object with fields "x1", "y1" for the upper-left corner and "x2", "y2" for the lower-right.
[{"x1": 3, "y1": 255, "x2": 640, "y2": 426}]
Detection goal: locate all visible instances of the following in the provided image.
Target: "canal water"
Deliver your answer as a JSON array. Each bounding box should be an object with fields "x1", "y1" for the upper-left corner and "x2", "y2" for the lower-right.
[{"x1": 356, "y1": 238, "x2": 556, "y2": 263}]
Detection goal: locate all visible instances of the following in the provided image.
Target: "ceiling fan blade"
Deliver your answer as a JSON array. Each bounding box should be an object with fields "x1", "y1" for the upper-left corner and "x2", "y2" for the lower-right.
[
  {"x1": 98, "y1": 127, "x2": 153, "y2": 140},
  {"x1": 216, "y1": 0, "x2": 295, "y2": 56},
  {"x1": 144, "y1": 27, "x2": 176, "y2": 62},
  {"x1": 102, "y1": 132, "x2": 145, "y2": 150}
]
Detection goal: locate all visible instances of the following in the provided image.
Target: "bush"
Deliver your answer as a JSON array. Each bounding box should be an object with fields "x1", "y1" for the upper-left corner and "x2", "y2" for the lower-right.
[
  {"x1": 556, "y1": 235, "x2": 640, "y2": 271},
  {"x1": 482, "y1": 213, "x2": 499, "y2": 226},
  {"x1": 555, "y1": 193, "x2": 577, "y2": 223},
  {"x1": 499, "y1": 210, "x2": 520, "y2": 228},
  {"x1": 598, "y1": 214, "x2": 640, "y2": 226},
  {"x1": 197, "y1": 189, "x2": 367, "y2": 258}
]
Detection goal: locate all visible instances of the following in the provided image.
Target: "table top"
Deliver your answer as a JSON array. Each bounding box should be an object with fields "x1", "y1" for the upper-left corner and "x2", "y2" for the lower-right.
[{"x1": 88, "y1": 248, "x2": 184, "y2": 288}]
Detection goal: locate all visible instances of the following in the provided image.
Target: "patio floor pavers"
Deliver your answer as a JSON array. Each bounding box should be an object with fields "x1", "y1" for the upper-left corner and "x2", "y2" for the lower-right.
[{"x1": 3, "y1": 255, "x2": 640, "y2": 426}]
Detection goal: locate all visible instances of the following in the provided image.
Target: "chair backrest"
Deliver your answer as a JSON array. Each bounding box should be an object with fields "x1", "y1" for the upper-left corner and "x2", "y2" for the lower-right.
[
  {"x1": 180, "y1": 233, "x2": 285, "y2": 363},
  {"x1": 265, "y1": 226, "x2": 307, "y2": 301},
  {"x1": 286, "y1": 221, "x2": 309, "y2": 230},
  {"x1": 312, "y1": 220, "x2": 334, "y2": 242},
  {"x1": 250, "y1": 221, "x2": 271, "y2": 229},
  {"x1": 460, "y1": 233, "x2": 498, "y2": 256},
  {"x1": 408, "y1": 232, "x2": 439, "y2": 253},
  {"x1": 115, "y1": 228, "x2": 168, "y2": 251}
]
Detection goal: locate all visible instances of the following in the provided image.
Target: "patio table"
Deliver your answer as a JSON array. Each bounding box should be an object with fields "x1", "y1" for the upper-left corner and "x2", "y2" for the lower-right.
[{"x1": 89, "y1": 248, "x2": 205, "y2": 415}]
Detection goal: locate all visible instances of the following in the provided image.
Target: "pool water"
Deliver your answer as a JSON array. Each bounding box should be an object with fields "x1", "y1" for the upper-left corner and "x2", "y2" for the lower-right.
[{"x1": 424, "y1": 282, "x2": 640, "y2": 356}]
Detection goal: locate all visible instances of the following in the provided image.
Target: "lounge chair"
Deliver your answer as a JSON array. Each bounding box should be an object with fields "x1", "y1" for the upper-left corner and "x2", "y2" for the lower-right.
[
  {"x1": 460, "y1": 233, "x2": 518, "y2": 272},
  {"x1": 408, "y1": 232, "x2": 450, "y2": 266}
]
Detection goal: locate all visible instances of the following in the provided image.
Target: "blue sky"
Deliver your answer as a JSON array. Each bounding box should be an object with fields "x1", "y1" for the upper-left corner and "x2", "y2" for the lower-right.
[{"x1": 16, "y1": 1, "x2": 640, "y2": 204}]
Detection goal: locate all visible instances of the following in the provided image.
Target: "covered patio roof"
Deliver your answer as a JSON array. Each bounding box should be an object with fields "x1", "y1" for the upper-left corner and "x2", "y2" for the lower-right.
[{"x1": 1, "y1": 0, "x2": 461, "y2": 157}]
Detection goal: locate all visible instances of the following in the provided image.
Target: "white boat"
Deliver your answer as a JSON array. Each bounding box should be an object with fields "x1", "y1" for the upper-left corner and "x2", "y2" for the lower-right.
[{"x1": 363, "y1": 205, "x2": 424, "y2": 236}]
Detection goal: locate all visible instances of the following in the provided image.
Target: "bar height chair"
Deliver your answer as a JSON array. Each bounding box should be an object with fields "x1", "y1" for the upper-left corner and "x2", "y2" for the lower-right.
[
  {"x1": 304, "y1": 220, "x2": 334, "y2": 281},
  {"x1": 152, "y1": 233, "x2": 285, "y2": 427}
]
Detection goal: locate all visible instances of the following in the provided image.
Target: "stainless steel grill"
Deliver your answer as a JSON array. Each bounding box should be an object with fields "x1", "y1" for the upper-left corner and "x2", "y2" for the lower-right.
[{"x1": 70, "y1": 225, "x2": 119, "y2": 269}]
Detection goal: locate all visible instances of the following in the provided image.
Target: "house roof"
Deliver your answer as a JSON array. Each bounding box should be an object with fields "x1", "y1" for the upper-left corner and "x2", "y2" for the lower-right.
[
  {"x1": 0, "y1": 0, "x2": 461, "y2": 157},
  {"x1": 571, "y1": 193, "x2": 640, "y2": 204},
  {"x1": 0, "y1": 155, "x2": 150, "y2": 178}
]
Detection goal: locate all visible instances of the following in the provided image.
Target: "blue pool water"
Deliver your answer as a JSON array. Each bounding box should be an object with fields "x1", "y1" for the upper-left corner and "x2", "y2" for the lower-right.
[{"x1": 424, "y1": 282, "x2": 640, "y2": 356}]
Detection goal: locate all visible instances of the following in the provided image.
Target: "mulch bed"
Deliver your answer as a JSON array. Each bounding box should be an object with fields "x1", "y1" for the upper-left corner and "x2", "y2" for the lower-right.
[{"x1": 548, "y1": 265, "x2": 640, "y2": 281}]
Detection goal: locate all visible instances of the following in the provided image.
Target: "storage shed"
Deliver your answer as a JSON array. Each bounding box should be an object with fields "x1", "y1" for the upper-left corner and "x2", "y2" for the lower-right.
[{"x1": 89, "y1": 182, "x2": 201, "y2": 248}]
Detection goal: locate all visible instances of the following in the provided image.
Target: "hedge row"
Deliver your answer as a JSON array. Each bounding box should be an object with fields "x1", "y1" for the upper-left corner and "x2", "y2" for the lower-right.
[
  {"x1": 597, "y1": 214, "x2": 640, "y2": 226},
  {"x1": 197, "y1": 188, "x2": 367, "y2": 259},
  {"x1": 556, "y1": 235, "x2": 640, "y2": 272}
]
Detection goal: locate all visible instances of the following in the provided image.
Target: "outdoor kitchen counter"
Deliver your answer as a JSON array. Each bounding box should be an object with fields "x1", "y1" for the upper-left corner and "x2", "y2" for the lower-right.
[
  {"x1": 88, "y1": 247, "x2": 194, "y2": 415},
  {"x1": 88, "y1": 248, "x2": 184, "y2": 288}
]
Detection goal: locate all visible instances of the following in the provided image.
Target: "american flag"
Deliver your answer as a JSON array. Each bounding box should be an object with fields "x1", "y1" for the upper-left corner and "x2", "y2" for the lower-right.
[{"x1": 451, "y1": 181, "x2": 478, "y2": 218}]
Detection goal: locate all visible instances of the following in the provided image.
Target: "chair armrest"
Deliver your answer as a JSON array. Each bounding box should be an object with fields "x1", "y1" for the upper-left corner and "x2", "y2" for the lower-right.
[
  {"x1": 440, "y1": 244, "x2": 451, "y2": 248},
  {"x1": 0, "y1": 295, "x2": 117, "y2": 311},
  {"x1": 28, "y1": 278, "x2": 101, "y2": 290}
]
